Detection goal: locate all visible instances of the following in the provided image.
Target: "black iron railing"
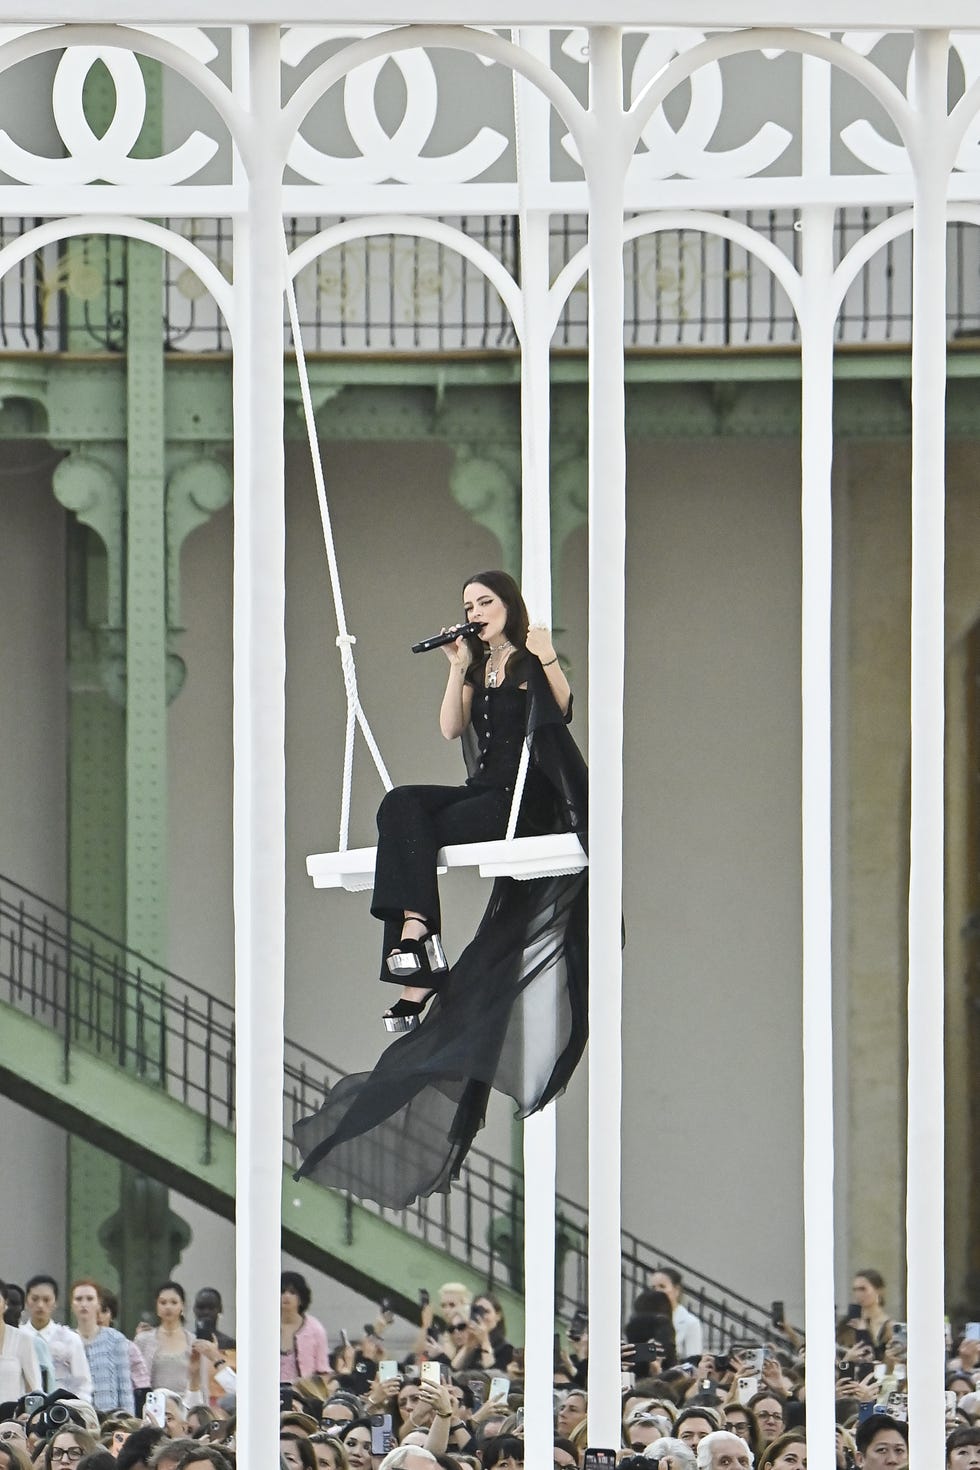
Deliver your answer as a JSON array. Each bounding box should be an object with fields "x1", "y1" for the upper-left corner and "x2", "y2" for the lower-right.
[
  {"x1": 1, "y1": 208, "x2": 977, "y2": 356},
  {"x1": 0, "y1": 870, "x2": 775, "y2": 1344}
]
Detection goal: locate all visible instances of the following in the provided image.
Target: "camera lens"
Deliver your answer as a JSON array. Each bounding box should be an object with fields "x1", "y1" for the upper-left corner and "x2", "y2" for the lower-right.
[{"x1": 48, "y1": 1406, "x2": 70, "y2": 1427}]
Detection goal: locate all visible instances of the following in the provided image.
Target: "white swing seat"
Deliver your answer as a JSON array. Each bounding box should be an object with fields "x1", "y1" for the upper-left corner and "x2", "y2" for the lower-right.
[{"x1": 306, "y1": 832, "x2": 587, "y2": 892}]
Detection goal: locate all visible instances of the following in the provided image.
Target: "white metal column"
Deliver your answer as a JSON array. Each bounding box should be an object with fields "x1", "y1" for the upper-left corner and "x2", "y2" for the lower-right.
[
  {"x1": 799, "y1": 198, "x2": 838, "y2": 1470},
  {"x1": 583, "y1": 25, "x2": 628, "y2": 1449},
  {"x1": 513, "y1": 27, "x2": 560, "y2": 1469},
  {"x1": 906, "y1": 27, "x2": 950, "y2": 1466},
  {"x1": 232, "y1": 25, "x2": 286, "y2": 1470}
]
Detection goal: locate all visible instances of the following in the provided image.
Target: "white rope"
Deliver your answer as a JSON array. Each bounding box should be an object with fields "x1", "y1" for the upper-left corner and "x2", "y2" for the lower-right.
[{"x1": 282, "y1": 234, "x2": 393, "y2": 849}]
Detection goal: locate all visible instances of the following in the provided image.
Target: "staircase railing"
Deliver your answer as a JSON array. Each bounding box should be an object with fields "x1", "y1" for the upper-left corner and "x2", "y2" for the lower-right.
[{"x1": 0, "y1": 871, "x2": 776, "y2": 1346}]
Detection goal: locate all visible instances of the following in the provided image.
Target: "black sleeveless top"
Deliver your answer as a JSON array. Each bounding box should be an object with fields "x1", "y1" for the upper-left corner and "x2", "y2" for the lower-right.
[{"x1": 466, "y1": 682, "x2": 527, "y2": 791}]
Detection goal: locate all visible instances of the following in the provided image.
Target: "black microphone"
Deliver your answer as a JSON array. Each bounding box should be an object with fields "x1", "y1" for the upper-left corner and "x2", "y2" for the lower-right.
[{"x1": 411, "y1": 622, "x2": 482, "y2": 654}]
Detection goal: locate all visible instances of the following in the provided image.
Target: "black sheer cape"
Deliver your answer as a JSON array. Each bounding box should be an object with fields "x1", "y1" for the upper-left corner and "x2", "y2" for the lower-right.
[{"x1": 292, "y1": 653, "x2": 588, "y2": 1209}]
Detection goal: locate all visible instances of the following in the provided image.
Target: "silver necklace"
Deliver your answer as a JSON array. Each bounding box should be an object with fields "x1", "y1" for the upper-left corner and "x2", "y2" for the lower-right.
[{"x1": 486, "y1": 641, "x2": 513, "y2": 688}]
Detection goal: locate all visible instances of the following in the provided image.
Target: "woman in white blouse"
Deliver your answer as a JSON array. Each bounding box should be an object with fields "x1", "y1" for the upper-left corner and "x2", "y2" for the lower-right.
[{"x1": 0, "y1": 1281, "x2": 40, "y2": 1401}]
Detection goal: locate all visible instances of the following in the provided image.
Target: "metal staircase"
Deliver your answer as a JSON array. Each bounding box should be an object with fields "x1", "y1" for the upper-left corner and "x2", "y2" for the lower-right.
[{"x1": 0, "y1": 871, "x2": 775, "y2": 1347}]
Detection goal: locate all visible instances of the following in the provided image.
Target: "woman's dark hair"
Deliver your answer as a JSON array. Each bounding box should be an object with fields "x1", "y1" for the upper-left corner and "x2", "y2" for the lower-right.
[
  {"x1": 948, "y1": 1426, "x2": 980, "y2": 1454},
  {"x1": 279, "y1": 1434, "x2": 317, "y2": 1470},
  {"x1": 472, "y1": 1292, "x2": 507, "y2": 1343},
  {"x1": 116, "y1": 1427, "x2": 167, "y2": 1470},
  {"x1": 460, "y1": 572, "x2": 530, "y2": 680},
  {"x1": 336, "y1": 1419, "x2": 372, "y2": 1446},
  {"x1": 674, "y1": 1405, "x2": 722, "y2": 1437},
  {"x1": 154, "y1": 1281, "x2": 186, "y2": 1304},
  {"x1": 853, "y1": 1268, "x2": 886, "y2": 1300},
  {"x1": 280, "y1": 1272, "x2": 312, "y2": 1315},
  {"x1": 482, "y1": 1437, "x2": 524, "y2": 1468},
  {"x1": 76, "y1": 1453, "x2": 118, "y2": 1470}
]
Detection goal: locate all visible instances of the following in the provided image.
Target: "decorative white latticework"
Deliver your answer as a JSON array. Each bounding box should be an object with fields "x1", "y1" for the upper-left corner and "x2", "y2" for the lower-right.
[{"x1": 0, "y1": 13, "x2": 972, "y2": 1467}]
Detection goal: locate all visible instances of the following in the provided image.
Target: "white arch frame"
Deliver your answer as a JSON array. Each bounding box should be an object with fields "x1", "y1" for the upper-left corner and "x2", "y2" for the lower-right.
[{"x1": 0, "y1": 15, "x2": 976, "y2": 1467}]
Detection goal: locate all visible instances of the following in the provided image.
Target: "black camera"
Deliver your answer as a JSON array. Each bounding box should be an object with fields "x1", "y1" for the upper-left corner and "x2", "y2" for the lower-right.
[{"x1": 24, "y1": 1392, "x2": 85, "y2": 1440}]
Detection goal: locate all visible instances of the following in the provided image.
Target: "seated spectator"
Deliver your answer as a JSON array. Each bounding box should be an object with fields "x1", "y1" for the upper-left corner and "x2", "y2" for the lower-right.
[
  {"x1": 280, "y1": 1432, "x2": 318, "y2": 1470},
  {"x1": 675, "y1": 1406, "x2": 722, "y2": 1451},
  {"x1": 747, "y1": 1392, "x2": 786, "y2": 1449},
  {"x1": 723, "y1": 1404, "x2": 762, "y2": 1463},
  {"x1": 43, "y1": 1429, "x2": 100, "y2": 1470},
  {"x1": 758, "y1": 1430, "x2": 806, "y2": 1469},
  {"x1": 695, "y1": 1431, "x2": 753, "y2": 1468},
  {"x1": 0, "y1": 1438, "x2": 32, "y2": 1470},
  {"x1": 947, "y1": 1426, "x2": 980, "y2": 1467},
  {"x1": 853, "y1": 1414, "x2": 908, "y2": 1468},
  {"x1": 647, "y1": 1439, "x2": 697, "y2": 1467},
  {"x1": 555, "y1": 1389, "x2": 587, "y2": 1440},
  {"x1": 481, "y1": 1437, "x2": 523, "y2": 1469}
]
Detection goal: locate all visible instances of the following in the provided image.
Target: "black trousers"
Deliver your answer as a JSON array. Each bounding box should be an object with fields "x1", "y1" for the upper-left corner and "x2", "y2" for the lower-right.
[{"x1": 371, "y1": 783, "x2": 512, "y2": 979}]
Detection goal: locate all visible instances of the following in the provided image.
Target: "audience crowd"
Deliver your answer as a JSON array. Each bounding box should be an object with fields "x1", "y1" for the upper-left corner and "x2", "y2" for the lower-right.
[{"x1": 2, "y1": 1265, "x2": 978, "y2": 1469}]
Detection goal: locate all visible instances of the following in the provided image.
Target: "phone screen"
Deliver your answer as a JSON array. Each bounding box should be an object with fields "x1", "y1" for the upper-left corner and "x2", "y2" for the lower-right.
[
  {"x1": 370, "y1": 1415, "x2": 393, "y2": 1455},
  {"x1": 583, "y1": 1451, "x2": 617, "y2": 1470}
]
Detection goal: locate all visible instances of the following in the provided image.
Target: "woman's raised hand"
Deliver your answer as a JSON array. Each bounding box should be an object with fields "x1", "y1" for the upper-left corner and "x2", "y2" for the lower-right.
[
  {"x1": 441, "y1": 627, "x2": 473, "y2": 668},
  {"x1": 526, "y1": 624, "x2": 556, "y2": 662}
]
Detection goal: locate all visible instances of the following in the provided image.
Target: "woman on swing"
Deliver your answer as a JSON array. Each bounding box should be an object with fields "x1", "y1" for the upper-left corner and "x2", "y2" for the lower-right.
[
  {"x1": 294, "y1": 568, "x2": 588, "y2": 1209},
  {"x1": 376, "y1": 569, "x2": 571, "y2": 1032}
]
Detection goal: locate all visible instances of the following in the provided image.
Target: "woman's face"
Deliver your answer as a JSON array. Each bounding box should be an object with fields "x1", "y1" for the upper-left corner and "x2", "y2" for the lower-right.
[
  {"x1": 462, "y1": 584, "x2": 508, "y2": 646},
  {"x1": 108, "y1": 1430, "x2": 130, "y2": 1457},
  {"x1": 949, "y1": 1445, "x2": 980, "y2": 1470},
  {"x1": 726, "y1": 1412, "x2": 753, "y2": 1442},
  {"x1": 852, "y1": 1276, "x2": 880, "y2": 1310},
  {"x1": 341, "y1": 1428, "x2": 372, "y2": 1469},
  {"x1": 279, "y1": 1441, "x2": 305, "y2": 1470},
  {"x1": 556, "y1": 1393, "x2": 586, "y2": 1436},
  {"x1": 754, "y1": 1401, "x2": 785, "y2": 1441},
  {"x1": 50, "y1": 1435, "x2": 85, "y2": 1468},
  {"x1": 473, "y1": 1296, "x2": 500, "y2": 1329},
  {"x1": 156, "y1": 1289, "x2": 183, "y2": 1324},
  {"x1": 281, "y1": 1286, "x2": 302, "y2": 1315},
  {"x1": 769, "y1": 1444, "x2": 806, "y2": 1470},
  {"x1": 312, "y1": 1445, "x2": 342, "y2": 1470}
]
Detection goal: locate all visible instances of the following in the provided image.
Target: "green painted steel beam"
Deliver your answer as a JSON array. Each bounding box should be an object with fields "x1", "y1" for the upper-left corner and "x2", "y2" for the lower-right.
[{"x1": 0, "y1": 999, "x2": 526, "y2": 1336}]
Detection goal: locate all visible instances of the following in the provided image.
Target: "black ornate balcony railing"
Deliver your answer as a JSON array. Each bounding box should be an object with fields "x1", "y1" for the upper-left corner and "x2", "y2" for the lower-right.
[
  {"x1": 1, "y1": 208, "x2": 977, "y2": 356},
  {"x1": 0, "y1": 870, "x2": 779, "y2": 1347}
]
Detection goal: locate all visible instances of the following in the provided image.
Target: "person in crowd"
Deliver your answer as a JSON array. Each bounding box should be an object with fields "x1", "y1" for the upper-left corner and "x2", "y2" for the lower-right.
[
  {"x1": 437, "y1": 1287, "x2": 471, "y2": 1322},
  {"x1": 853, "y1": 1414, "x2": 908, "y2": 1468},
  {"x1": 321, "y1": 1394, "x2": 363, "y2": 1434},
  {"x1": 947, "y1": 1426, "x2": 980, "y2": 1467},
  {"x1": 747, "y1": 1392, "x2": 786, "y2": 1449},
  {"x1": 71, "y1": 1279, "x2": 135, "y2": 1414},
  {"x1": 842, "y1": 1271, "x2": 894, "y2": 1359},
  {"x1": 43, "y1": 1429, "x2": 100, "y2": 1470},
  {"x1": 309, "y1": 1433, "x2": 350, "y2": 1470},
  {"x1": 626, "y1": 1411, "x2": 672, "y2": 1453},
  {"x1": 378, "y1": 1449, "x2": 438, "y2": 1470},
  {"x1": 135, "y1": 1283, "x2": 202, "y2": 1399},
  {"x1": 0, "y1": 1425, "x2": 27, "y2": 1452},
  {"x1": 552, "y1": 1437, "x2": 578, "y2": 1468},
  {"x1": 649, "y1": 1270, "x2": 704, "y2": 1360},
  {"x1": 481, "y1": 1437, "x2": 523, "y2": 1469},
  {"x1": 758, "y1": 1430, "x2": 806, "y2": 1469},
  {"x1": 98, "y1": 1291, "x2": 150, "y2": 1402},
  {"x1": 0, "y1": 1281, "x2": 40, "y2": 1400},
  {"x1": 281, "y1": 1431, "x2": 319, "y2": 1470},
  {"x1": 1, "y1": 1288, "x2": 23, "y2": 1330},
  {"x1": 676, "y1": 1407, "x2": 723, "y2": 1451},
  {"x1": 449, "y1": 1297, "x2": 512, "y2": 1375},
  {"x1": 336, "y1": 1421, "x2": 379, "y2": 1470},
  {"x1": 100, "y1": 1416, "x2": 141, "y2": 1458},
  {"x1": 648, "y1": 1439, "x2": 698, "y2": 1468},
  {"x1": 22, "y1": 1275, "x2": 93, "y2": 1402},
  {"x1": 280, "y1": 1274, "x2": 330, "y2": 1381},
  {"x1": 695, "y1": 1431, "x2": 754, "y2": 1468},
  {"x1": 190, "y1": 1293, "x2": 235, "y2": 1359},
  {"x1": 555, "y1": 1389, "x2": 587, "y2": 1441},
  {"x1": 76, "y1": 1451, "x2": 118, "y2": 1470},
  {"x1": 148, "y1": 1437, "x2": 198, "y2": 1470},
  {"x1": 724, "y1": 1404, "x2": 762, "y2": 1463},
  {"x1": 169, "y1": 1448, "x2": 233, "y2": 1470},
  {"x1": 0, "y1": 1433, "x2": 31, "y2": 1470},
  {"x1": 116, "y1": 1426, "x2": 167, "y2": 1470}
]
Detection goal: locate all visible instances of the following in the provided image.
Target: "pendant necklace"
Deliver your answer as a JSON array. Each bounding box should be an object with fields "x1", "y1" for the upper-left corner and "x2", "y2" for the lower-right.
[{"x1": 487, "y1": 641, "x2": 513, "y2": 688}]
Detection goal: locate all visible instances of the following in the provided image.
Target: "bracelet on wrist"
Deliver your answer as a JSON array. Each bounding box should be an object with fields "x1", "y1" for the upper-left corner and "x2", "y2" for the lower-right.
[
  {"x1": 435, "y1": 1409, "x2": 452, "y2": 1419},
  {"x1": 540, "y1": 655, "x2": 558, "y2": 667}
]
